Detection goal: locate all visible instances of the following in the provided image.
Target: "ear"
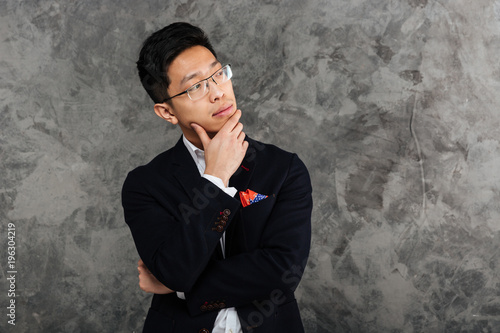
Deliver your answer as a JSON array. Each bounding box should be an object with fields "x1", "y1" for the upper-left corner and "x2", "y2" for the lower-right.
[{"x1": 154, "y1": 103, "x2": 178, "y2": 125}]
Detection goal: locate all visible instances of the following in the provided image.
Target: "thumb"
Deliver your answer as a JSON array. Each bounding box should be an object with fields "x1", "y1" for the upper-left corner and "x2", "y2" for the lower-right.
[{"x1": 191, "y1": 123, "x2": 211, "y2": 148}]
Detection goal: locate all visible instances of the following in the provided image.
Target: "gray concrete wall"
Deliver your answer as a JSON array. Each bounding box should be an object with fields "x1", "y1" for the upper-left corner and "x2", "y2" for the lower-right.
[{"x1": 1, "y1": 0, "x2": 500, "y2": 332}]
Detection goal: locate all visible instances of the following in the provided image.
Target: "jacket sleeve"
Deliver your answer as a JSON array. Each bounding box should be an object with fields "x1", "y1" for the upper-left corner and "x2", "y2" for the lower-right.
[
  {"x1": 122, "y1": 171, "x2": 241, "y2": 292},
  {"x1": 184, "y1": 154, "x2": 313, "y2": 316}
]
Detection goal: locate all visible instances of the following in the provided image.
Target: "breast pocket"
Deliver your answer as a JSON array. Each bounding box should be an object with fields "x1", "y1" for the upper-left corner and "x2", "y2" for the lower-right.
[
  {"x1": 242, "y1": 193, "x2": 275, "y2": 213},
  {"x1": 240, "y1": 194, "x2": 276, "y2": 247}
]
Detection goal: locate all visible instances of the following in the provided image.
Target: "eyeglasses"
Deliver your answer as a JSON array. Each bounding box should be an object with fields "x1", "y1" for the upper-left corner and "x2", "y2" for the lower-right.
[{"x1": 163, "y1": 64, "x2": 232, "y2": 102}]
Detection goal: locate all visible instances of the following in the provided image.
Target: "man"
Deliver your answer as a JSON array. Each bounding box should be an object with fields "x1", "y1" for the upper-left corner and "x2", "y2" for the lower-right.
[{"x1": 122, "y1": 22, "x2": 312, "y2": 333}]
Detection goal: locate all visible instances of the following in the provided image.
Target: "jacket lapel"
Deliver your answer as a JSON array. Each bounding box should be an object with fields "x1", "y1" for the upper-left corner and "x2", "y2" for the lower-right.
[
  {"x1": 170, "y1": 137, "x2": 226, "y2": 259},
  {"x1": 171, "y1": 137, "x2": 202, "y2": 201}
]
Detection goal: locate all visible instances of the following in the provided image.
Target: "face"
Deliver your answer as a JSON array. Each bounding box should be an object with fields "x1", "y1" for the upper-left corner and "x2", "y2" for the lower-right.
[{"x1": 154, "y1": 45, "x2": 237, "y2": 147}]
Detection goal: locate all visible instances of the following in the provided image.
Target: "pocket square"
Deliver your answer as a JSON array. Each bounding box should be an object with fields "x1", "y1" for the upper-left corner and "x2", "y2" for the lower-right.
[{"x1": 239, "y1": 189, "x2": 268, "y2": 207}]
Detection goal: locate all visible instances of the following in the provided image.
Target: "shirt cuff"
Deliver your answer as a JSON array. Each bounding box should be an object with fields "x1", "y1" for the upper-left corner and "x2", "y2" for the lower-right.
[{"x1": 203, "y1": 174, "x2": 238, "y2": 197}]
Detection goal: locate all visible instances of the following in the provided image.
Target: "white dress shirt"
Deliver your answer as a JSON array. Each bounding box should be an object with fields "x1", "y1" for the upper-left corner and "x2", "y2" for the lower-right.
[{"x1": 176, "y1": 135, "x2": 242, "y2": 333}]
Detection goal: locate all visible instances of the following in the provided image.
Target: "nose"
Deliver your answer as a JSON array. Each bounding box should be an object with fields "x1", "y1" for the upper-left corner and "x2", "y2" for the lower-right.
[{"x1": 208, "y1": 78, "x2": 224, "y2": 102}]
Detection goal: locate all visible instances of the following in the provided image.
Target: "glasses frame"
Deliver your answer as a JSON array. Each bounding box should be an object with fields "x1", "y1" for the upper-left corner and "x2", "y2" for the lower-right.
[{"x1": 163, "y1": 64, "x2": 232, "y2": 102}]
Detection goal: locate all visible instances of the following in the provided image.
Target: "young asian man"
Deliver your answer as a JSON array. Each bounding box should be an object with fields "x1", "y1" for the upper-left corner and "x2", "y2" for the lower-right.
[{"x1": 121, "y1": 22, "x2": 313, "y2": 333}]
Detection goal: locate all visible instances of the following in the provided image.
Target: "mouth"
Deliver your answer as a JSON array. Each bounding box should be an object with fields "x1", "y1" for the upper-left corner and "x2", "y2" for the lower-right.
[{"x1": 212, "y1": 104, "x2": 234, "y2": 117}]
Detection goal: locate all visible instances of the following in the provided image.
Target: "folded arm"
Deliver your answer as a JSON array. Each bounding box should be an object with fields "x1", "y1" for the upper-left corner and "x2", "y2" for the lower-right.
[
  {"x1": 131, "y1": 154, "x2": 312, "y2": 314},
  {"x1": 123, "y1": 171, "x2": 241, "y2": 292},
  {"x1": 187, "y1": 154, "x2": 312, "y2": 315}
]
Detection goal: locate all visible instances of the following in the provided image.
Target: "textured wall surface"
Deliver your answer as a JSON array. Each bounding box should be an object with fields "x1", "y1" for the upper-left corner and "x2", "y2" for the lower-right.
[{"x1": 1, "y1": 0, "x2": 500, "y2": 332}]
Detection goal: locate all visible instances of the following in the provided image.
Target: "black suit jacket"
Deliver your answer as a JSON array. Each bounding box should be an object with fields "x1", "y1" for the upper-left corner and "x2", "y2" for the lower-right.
[{"x1": 122, "y1": 137, "x2": 313, "y2": 333}]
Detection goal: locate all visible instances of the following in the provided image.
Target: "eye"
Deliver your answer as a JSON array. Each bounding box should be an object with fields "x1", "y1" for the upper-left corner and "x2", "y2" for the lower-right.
[{"x1": 189, "y1": 82, "x2": 202, "y2": 92}]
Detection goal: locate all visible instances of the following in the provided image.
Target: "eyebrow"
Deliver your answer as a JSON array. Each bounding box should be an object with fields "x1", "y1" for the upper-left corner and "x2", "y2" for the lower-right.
[{"x1": 180, "y1": 60, "x2": 220, "y2": 86}]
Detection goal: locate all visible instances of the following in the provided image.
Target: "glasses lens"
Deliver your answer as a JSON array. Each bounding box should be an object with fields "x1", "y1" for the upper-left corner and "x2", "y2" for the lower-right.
[
  {"x1": 186, "y1": 65, "x2": 232, "y2": 101},
  {"x1": 187, "y1": 81, "x2": 207, "y2": 100},
  {"x1": 213, "y1": 65, "x2": 232, "y2": 84}
]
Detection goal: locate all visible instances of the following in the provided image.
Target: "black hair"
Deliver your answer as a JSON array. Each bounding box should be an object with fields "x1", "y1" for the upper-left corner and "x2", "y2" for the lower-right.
[{"x1": 136, "y1": 22, "x2": 217, "y2": 103}]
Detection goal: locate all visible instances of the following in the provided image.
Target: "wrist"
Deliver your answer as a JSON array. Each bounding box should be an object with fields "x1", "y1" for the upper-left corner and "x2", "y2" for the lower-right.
[
  {"x1": 203, "y1": 174, "x2": 238, "y2": 197},
  {"x1": 204, "y1": 168, "x2": 230, "y2": 187}
]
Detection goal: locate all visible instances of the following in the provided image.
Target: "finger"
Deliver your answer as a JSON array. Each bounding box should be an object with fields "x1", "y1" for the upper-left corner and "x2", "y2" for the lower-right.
[
  {"x1": 138, "y1": 259, "x2": 147, "y2": 269},
  {"x1": 237, "y1": 131, "x2": 246, "y2": 142},
  {"x1": 138, "y1": 262, "x2": 152, "y2": 275},
  {"x1": 191, "y1": 123, "x2": 211, "y2": 148},
  {"x1": 232, "y1": 122, "x2": 244, "y2": 135}
]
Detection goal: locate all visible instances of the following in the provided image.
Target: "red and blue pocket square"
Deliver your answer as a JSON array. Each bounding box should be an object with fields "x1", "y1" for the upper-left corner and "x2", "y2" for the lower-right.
[{"x1": 239, "y1": 189, "x2": 268, "y2": 207}]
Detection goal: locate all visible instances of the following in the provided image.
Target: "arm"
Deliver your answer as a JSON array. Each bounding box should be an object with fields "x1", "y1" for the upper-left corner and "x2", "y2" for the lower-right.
[
  {"x1": 133, "y1": 155, "x2": 312, "y2": 310},
  {"x1": 122, "y1": 111, "x2": 247, "y2": 292},
  {"x1": 184, "y1": 154, "x2": 312, "y2": 315},
  {"x1": 123, "y1": 171, "x2": 241, "y2": 292}
]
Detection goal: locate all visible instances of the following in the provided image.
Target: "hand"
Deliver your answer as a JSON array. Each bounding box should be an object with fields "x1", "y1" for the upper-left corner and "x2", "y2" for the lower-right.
[
  {"x1": 191, "y1": 109, "x2": 249, "y2": 186},
  {"x1": 137, "y1": 259, "x2": 174, "y2": 294}
]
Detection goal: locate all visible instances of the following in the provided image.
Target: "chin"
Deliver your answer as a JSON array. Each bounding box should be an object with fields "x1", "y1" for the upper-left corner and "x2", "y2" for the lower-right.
[
  {"x1": 206, "y1": 127, "x2": 223, "y2": 136},
  {"x1": 207, "y1": 121, "x2": 228, "y2": 133}
]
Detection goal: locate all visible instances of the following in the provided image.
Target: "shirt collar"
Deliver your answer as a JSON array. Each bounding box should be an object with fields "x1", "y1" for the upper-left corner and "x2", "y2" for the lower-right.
[
  {"x1": 182, "y1": 135, "x2": 205, "y2": 174},
  {"x1": 182, "y1": 135, "x2": 201, "y2": 158}
]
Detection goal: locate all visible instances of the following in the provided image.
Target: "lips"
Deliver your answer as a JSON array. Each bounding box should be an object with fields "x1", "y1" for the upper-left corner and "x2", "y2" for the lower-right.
[{"x1": 213, "y1": 105, "x2": 233, "y2": 117}]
